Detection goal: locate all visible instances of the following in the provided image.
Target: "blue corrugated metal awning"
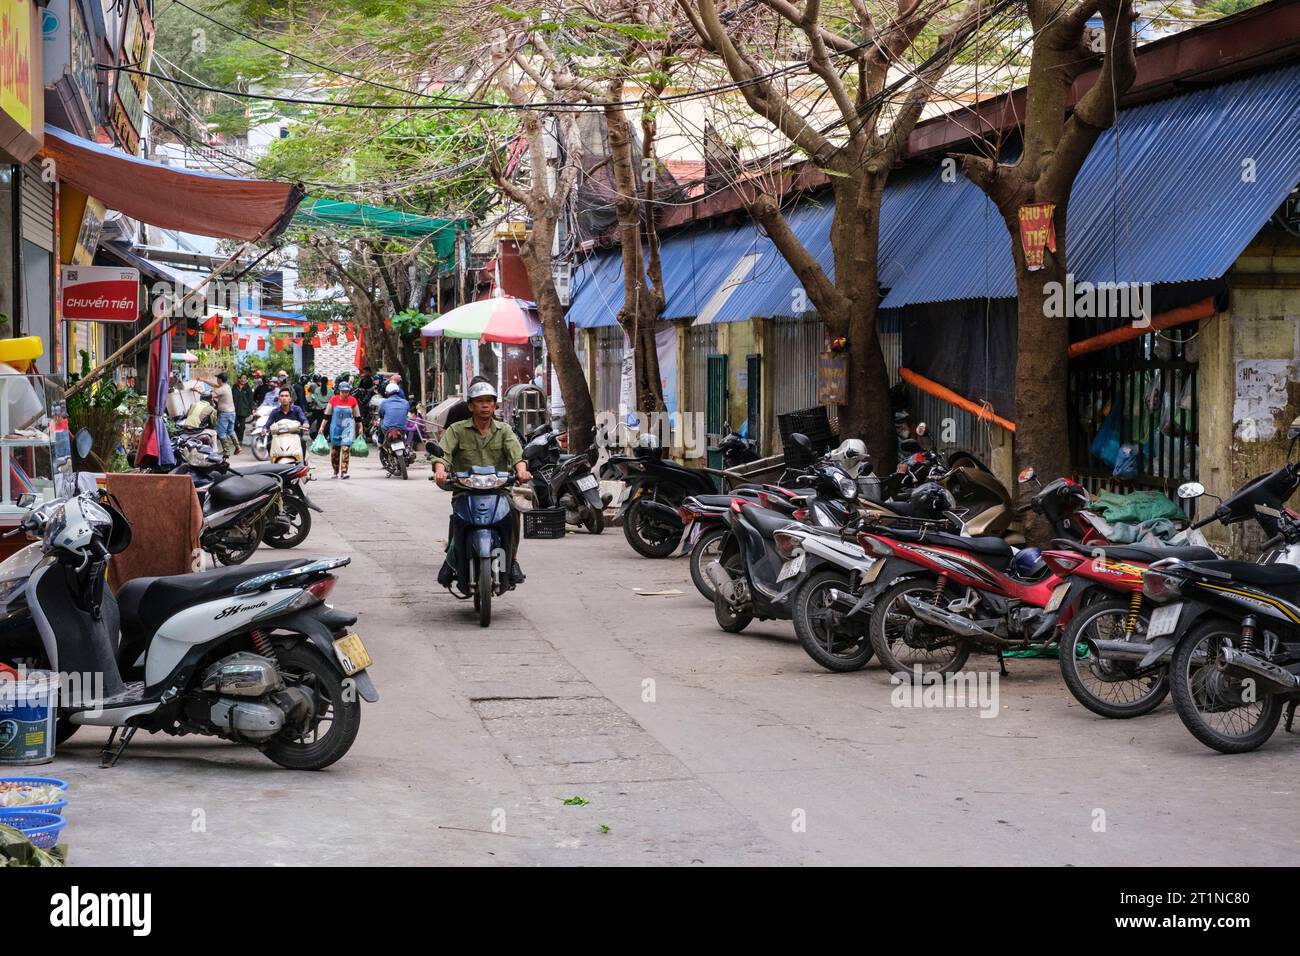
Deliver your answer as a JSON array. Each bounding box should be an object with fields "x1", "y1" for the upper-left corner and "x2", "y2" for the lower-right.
[
  {"x1": 881, "y1": 62, "x2": 1300, "y2": 307},
  {"x1": 568, "y1": 62, "x2": 1300, "y2": 322}
]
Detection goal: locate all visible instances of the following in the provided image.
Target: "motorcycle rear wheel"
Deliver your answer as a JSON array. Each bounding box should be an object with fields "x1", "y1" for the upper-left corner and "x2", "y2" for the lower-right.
[
  {"x1": 262, "y1": 643, "x2": 361, "y2": 770},
  {"x1": 869, "y1": 576, "x2": 971, "y2": 678},
  {"x1": 212, "y1": 516, "x2": 267, "y2": 566},
  {"x1": 1169, "y1": 617, "x2": 1283, "y2": 753},
  {"x1": 1059, "y1": 597, "x2": 1168, "y2": 719},
  {"x1": 622, "y1": 497, "x2": 681, "y2": 558},
  {"x1": 263, "y1": 496, "x2": 312, "y2": 549}
]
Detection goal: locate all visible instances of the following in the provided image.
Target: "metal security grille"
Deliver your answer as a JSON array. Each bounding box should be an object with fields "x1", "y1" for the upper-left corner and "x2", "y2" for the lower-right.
[
  {"x1": 19, "y1": 164, "x2": 54, "y2": 252},
  {"x1": 595, "y1": 327, "x2": 624, "y2": 414},
  {"x1": 770, "y1": 316, "x2": 823, "y2": 420},
  {"x1": 1068, "y1": 325, "x2": 1199, "y2": 494},
  {"x1": 906, "y1": 387, "x2": 995, "y2": 465},
  {"x1": 687, "y1": 324, "x2": 718, "y2": 421}
]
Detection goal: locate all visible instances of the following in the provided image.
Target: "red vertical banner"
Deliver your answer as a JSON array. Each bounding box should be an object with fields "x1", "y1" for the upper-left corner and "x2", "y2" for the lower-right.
[{"x1": 1017, "y1": 202, "x2": 1057, "y2": 271}]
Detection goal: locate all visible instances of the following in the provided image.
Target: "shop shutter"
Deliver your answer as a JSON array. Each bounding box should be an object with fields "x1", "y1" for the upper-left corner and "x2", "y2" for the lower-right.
[{"x1": 20, "y1": 163, "x2": 55, "y2": 253}]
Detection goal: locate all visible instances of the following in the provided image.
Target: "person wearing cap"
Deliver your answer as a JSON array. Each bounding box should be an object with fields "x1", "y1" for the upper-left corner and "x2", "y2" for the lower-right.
[
  {"x1": 182, "y1": 381, "x2": 218, "y2": 431},
  {"x1": 380, "y1": 381, "x2": 410, "y2": 432},
  {"x1": 326, "y1": 381, "x2": 361, "y2": 479},
  {"x1": 433, "y1": 379, "x2": 531, "y2": 585}
]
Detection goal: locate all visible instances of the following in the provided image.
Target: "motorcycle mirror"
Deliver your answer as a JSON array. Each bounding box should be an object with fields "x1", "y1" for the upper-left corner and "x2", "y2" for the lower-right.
[
  {"x1": 75, "y1": 429, "x2": 93, "y2": 459},
  {"x1": 1177, "y1": 481, "x2": 1205, "y2": 500},
  {"x1": 1017, "y1": 466, "x2": 1036, "y2": 484},
  {"x1": 428, "y1": 441, "x2": 444, "y2": 458},
  {"x1": 915, "y1": 422, "x2": 927, "y2": 437},
  {"x1": 790, "y1": 433, "x2": 813, "y2": 452},
  {"x1": 16, "y1": 493, "x2": 36, "y2": 509}
]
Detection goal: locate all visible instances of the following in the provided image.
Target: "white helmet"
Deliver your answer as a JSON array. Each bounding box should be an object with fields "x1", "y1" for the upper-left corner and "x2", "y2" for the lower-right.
[
  {"x1": 829, "y1": 439, "x2": 869, "y2": 477},
  {"x1": 385, "y1": 382, "x2": 401, "y2": 395},
  {"x1": 467, "y1": 381, "x2": 498, "y2": 401}
]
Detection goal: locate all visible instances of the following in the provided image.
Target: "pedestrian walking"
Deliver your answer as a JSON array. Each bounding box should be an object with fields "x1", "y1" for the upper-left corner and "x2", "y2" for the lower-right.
[
  {"x1": 308, "y1": 375, "x2": 332, "y2": 438},
  {"x1": 233, "y1": 374, "x2": 254, "y2": 445},
  {"x1": 212, "y1": 371, "x2": 238, "y2": 456},
  {"x1": 251, "y1": 370, "x2": 270, "y2": 406},
  {"x1": 327, "y1": 381, "x2": 360, "y2": 478}
]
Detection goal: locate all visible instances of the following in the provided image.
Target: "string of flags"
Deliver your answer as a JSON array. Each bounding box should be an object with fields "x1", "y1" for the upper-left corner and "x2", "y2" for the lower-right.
[{"x1": 190, "y1": 315, "x2": 368, "y2": 350}]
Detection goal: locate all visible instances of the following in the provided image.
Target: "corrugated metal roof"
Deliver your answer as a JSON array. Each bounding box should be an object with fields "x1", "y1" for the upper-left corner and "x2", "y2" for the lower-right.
[
  {"x1": 882, "y1": 62, "x2": 1300, "y2": 307},
  {"x1": 568, "y1": 62, "x2": 1300, "y2": 323}
]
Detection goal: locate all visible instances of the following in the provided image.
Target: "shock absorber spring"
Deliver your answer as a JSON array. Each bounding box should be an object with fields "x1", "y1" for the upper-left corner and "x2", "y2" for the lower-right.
[
  {"x1": 932, "y1": 574, "x2": 948, "y2": 605},
  {"x1": 250, "y1": 628, "x2": 278, "y2": 662},
  {"x1": 1240, "y1": 615, "x2": 1257, "y2": 655},
  {"x1": 1124, "y1": 591, "x2": 1143, "y2": 635}
]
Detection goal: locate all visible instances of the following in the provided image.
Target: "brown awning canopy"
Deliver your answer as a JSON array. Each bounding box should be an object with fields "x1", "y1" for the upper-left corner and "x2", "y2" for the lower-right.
[{"x1": 42, "y1": 126, "x2": 303, "y2": 242}]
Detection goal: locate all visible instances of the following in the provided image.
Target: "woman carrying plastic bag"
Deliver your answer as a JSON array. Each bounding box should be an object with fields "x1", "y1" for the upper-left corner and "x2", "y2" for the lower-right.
[{"x1": 327, "y1": 382, "x2": 361, "y2": 479}]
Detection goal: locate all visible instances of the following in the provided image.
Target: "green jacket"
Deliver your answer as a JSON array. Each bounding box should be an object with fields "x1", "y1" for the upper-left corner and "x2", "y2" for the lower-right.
[{"x1": 435, "y1": 418, "x2": 524, "y2": 478}]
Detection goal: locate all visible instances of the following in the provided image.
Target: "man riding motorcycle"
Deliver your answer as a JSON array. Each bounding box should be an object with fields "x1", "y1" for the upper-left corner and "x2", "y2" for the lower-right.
[{"x1": 433, "y1": 380, "x2": 532, "y2": 587}]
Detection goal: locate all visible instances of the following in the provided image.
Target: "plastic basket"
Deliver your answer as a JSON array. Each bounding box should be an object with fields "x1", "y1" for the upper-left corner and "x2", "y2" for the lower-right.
[
  {"x1": 778, "y1": 407, "x2": 837, "y2": 468},
  {"x1": 0, "y1": 810, "x2": 66, "y2": 849},
  {"x1": 523, "y1": 507, "x2": 566, "y2": 539},
  {"x1": 0, "y1": 776, "x2": 68, "y2": 815}
]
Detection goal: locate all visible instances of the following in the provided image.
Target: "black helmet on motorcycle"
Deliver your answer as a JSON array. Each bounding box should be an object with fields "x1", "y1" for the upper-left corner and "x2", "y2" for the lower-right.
[
  {"x1": 908, "y1": 481, "x2": 956, "y2": 517},
  {"x1": 1011, "y1": 546, "x2": 1046, "y2": 579}
]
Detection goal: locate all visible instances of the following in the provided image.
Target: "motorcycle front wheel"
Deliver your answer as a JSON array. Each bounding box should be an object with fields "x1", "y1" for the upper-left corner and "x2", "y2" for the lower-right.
[
  {"x1": 252, "y1": 434, "x2": 270, "y2": 461},
  {"x1": 1169, "y1": 617, "x2": 1283, "y2": 753},
  {"x1": 712, "y1": 548, "x2": 751, "y2": 633},
  {"x1": 397, "y1": 454, "x2": 408, "y2": 481},
  {"x1": 263, "y1": 496, "x2": 312, "y2": 549},
  {"x1": 262, "y1": 643, "x2": 361, "y2": 770},
  {"x1": 794, "y1": 570, "x2": 874, "y2": 672},
  {"x1": 689, "y1": 527, "x2": 728, "y2": 602},
  {"x1": 477, "y1": 556, "x2": 493, "y2": 627}
]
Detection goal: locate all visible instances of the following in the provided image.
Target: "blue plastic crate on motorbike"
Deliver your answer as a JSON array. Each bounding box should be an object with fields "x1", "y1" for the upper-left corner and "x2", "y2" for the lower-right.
[{"x1": 523, "y1": 507, "x2": 566, "y2": 539}]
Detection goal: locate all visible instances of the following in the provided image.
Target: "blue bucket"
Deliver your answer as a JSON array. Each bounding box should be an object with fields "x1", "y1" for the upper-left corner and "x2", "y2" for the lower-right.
[
  {"x1": 0, "y1": 776, "x2": 69, "y2": 815},
  {"x1": 0, "y1": 669, "x2": 57, "y2": 765},
  {"x1": 0, "y1": 810, "x2": 67, "y2": 849}
]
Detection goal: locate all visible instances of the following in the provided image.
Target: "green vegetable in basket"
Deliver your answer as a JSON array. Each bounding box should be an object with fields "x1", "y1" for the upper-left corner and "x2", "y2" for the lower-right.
[{"x1": 0, "y1": 824, "x2": 66, "y2": 867}]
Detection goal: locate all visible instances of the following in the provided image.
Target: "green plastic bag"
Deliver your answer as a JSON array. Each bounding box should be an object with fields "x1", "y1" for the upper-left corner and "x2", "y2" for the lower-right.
[
  {"x1": 310, "y1": 434, "x2": 330, "y2": 456},
  {"x1": 350, "y1": 436, "x2": 369, "y2": 457}
]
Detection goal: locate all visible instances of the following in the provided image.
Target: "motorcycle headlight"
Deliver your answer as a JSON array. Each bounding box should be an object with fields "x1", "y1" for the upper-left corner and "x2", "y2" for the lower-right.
[
  {"x1": 42, "y1": 505, "x2": 66, "y2": 550},
  {"x1": 835, "y1": 474, "x2": 858, "y2": 500}
]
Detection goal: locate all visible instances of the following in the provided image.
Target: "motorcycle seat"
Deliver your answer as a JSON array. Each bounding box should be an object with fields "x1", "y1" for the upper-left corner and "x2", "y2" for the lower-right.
[
  {"x1": 739, "y1": 504, "x2": 799, "y2": 538},
  {"x1": 208, "y1": 474, "x2": 280, "y2": 509},
  {"x1": 234, "y1": 462, "x2": 300, "y2": 480},
  {"x1": 1077, "y1": 543, "x2": 1218, "y2": 564},
  {"x1": 1183, "y1": 560, "x2": 1300, "y2": 587},
  {"x1": 885, "y1": 526, "x2": 1014, "y2": 561},
  {"x1": 117, "y1": 560, "x2": 315, "y2": 645}
]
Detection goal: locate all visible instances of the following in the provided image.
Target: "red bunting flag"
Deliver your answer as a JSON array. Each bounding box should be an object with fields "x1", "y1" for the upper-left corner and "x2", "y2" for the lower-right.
[
  {"x1": 345, "y1": 328, "x2": 355, "y2": 342},
  {"x1": 274, "y1": 339, "x2": 285, "y2": 352},
  {"x1": 310, "y1": 337, "x2": 321, "y2": 348},
  {"x1": 257, "y1": 337, "x2": 265, "y2": 350}
]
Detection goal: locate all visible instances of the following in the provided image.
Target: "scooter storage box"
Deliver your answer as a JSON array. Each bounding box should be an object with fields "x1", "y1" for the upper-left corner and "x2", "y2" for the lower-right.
[{"x1": 523, "y1": 507, "x2": 566, "y2": 539}]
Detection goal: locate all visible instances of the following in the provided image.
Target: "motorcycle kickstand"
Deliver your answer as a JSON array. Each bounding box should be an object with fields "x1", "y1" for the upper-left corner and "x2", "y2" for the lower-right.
[
  {"x1": 997, "y1": 648, "x2": 1008, "y2": 677},
  {"x1": 100, "y1": 725, "x2": 138, "y2": 768},
  {"x1": 1286, "y1": 700, "x2": 1297, "y2": 734}
]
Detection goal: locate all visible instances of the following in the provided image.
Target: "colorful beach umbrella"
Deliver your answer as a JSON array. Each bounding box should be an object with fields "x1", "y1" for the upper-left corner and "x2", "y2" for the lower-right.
[{"x1": 421, "y1": 296, "x2": 541, "y2": 345}]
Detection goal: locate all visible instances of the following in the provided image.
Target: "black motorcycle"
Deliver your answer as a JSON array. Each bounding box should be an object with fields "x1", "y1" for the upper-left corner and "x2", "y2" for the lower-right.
[
  {"x1": 523, "y1": 426, "x2": 605, "y2": 534},
  {"x1": 172, "y1": 437, "x2": 321, "y2": 551},
  {"x1": 1140, "y1": 424, "x2": 1300, "y2": 753}
]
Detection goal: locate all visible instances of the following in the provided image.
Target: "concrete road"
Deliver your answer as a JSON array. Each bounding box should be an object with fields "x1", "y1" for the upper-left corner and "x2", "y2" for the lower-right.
[{"x1": 46, "y1": 450, "x2": 1300, "y2": 866}]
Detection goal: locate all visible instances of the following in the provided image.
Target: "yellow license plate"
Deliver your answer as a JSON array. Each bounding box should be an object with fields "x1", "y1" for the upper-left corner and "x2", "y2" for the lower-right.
[{"x1": 332, "y1": 634, "x2": 373, "y2": 675}]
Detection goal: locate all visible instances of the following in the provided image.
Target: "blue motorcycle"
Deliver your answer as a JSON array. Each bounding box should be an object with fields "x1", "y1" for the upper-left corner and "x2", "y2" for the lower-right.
[{"x1": 445, "y1": 465, "x2": 517, "y2": 627}]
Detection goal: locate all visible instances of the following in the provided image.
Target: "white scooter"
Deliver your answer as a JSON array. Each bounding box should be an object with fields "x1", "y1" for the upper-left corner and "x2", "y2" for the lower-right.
[
  {"x1": 8, "y1": 485, "x2": 376, "y2": 769},
  {"x1": 269, "y1": 419, "x2": 306, "y2": 464},
  {"x1": 248, "y1": 405, "x2": 273, "y2": 461}
]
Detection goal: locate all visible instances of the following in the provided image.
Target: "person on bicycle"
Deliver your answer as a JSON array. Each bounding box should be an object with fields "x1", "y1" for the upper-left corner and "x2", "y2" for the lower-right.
[{"x1": 433, "y1": 380, "x2": 531, "y2": 587}]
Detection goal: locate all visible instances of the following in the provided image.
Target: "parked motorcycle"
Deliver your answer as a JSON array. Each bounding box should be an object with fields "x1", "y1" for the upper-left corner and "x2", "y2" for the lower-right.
[
  {"x1": 174, "y1": 436, "x2": 320, "y2": 551},
  {"x1": 860, "y1": 473, "x2": 1095, "y2": 678},
  {"x1": 523, "y1": 426, "x2": 605, "y2": 534},
  {"x1": 173, "y1": 438, "x2": 283, "y2": 564},
  {"x1": 1, "y1": 490, "x2": 374, "y2": 768}
]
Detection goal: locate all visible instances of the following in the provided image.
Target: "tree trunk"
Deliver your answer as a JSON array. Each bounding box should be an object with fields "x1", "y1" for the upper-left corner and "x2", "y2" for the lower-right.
[{"x1": 518, "y1": 225, "x2": 596, "y2": 449}]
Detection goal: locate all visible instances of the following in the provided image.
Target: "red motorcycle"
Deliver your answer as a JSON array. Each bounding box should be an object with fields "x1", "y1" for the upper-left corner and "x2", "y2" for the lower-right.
[{"x1": 857, "y1": 475, "x2": 1094, "y2": 677}]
